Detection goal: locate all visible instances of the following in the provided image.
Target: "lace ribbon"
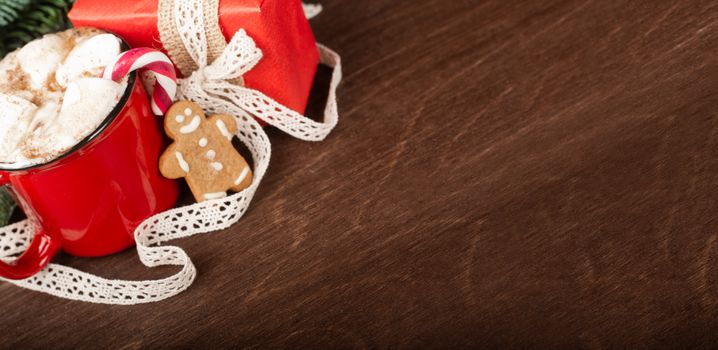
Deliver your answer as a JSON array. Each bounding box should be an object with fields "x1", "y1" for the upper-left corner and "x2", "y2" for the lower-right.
[
  {"x1": 302, "y1": 3, "x2": 323, "y2": 19},
  {"x1": 0, "y1": 0, "x2": 341, "y2": 304}
]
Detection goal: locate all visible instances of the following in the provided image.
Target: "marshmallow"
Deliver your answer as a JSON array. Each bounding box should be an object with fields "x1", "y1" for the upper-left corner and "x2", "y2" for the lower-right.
[
  {"x1": 20, "y1": 95, "x2": 64, "y2": 161},
  {"x1": 0, "y1": 93, "x2": 37, "y2": 162},
  {"x1": 16, "y1": 34, "x2": 68, "y2": 90},
  {"x1": 55, "y1": 34, "x2": 121, "y2": 87},
  {"x1": 0, "y1": 52, "x2": 37, "y2": 102},
  {"x1": 0, "y1": 51, "x2": 18, "y2": 93},
  {"x1": 54, "y1": 78, "x2": 123, "y2": 146}
]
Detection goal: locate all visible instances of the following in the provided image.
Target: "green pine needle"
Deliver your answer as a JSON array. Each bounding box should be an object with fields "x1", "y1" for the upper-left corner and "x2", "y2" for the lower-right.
[
  {"x1": 0, "y1": 0, "x2": 74, "y2": 57},
  {"x1": 0, "y1": 0, "x2": 32, "y2": 27},
  {"x1": 0, "y1": 188, "x2": 15, "y2": 226}
]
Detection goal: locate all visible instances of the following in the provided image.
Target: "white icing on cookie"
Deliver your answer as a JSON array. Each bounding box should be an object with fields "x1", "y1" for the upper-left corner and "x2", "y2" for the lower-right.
[
  {"x1": 175, "y1": 152, "x2": 189, "y2": 172},
  {"x1": 235, "y1": 165, "x2": 250, "y2": 185},
  {"x1": 206, "y1": 150, "x2": 216, "y2": 159},
  {"x1": 198, "y1": 138, "x2": 208, "y2": 147},
  {"x1": 203, "y1": 192, "x2": 227, "y2": 200},
  {"x1": 175, "y1": 114, "x2": 185, "y2": 123},
  {"x1": 216, "y1": 120, "x2": 232, "y2": 140},
  {"x1": 180, "y1": 115, "x2": 201, "y2": 134},
  {"x1": 210, "y1": 162, "x2": 223, "y2": 171},
  {"x1": 184, "y1": 108, "x2": 192, "y2": 116}
]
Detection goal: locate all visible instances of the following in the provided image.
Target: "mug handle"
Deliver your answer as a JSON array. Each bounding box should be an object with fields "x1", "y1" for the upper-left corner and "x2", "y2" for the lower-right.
[{"x1": 0, "y1": 172, "x2": 61, "y2": 280}]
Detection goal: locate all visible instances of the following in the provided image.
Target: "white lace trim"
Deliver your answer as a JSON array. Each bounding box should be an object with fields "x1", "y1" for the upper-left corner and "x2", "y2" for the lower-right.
[
  {"x1": 0, "y1": 1, "x2": 340, "y2": 304},
  {"x1": 302, "y1": 3, "x2": 323, "y2": 19}
]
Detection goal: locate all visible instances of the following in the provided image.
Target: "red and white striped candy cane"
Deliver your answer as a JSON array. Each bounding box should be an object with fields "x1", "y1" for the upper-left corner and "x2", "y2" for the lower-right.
[{"x1": 103, "y1": 48, "x2": 177, "y2": 116}]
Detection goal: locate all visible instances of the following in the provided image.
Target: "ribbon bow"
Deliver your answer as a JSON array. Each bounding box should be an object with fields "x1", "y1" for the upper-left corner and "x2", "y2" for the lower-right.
[
  {"x1": 183, "y1": 29, "x2": 261, "y2": 85},
  {"x1": 174, "y1": 0, "x2": 340, "y2": 142}
]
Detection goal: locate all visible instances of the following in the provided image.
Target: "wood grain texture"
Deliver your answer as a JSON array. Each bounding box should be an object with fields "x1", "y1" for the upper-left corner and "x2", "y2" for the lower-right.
[{"x1": 2, "y1": 0, "x2": 718, "y2": 348}]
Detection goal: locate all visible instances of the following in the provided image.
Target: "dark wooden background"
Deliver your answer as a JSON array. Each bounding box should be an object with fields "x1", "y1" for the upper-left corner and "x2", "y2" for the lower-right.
[{"x1": 2, "y1": 0, "x2": 718, "y2": 348}]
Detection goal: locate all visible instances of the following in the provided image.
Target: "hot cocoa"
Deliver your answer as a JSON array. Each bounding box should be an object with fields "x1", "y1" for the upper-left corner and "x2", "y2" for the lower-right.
[{"x1": 0, "y1": 28, "x2": 128, "y2": 168}]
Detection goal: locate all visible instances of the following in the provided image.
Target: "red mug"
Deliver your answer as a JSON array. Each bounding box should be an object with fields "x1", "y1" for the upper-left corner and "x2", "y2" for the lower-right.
[{"x1": 0, "y1": 71, "x2": 179, "y2": 279}]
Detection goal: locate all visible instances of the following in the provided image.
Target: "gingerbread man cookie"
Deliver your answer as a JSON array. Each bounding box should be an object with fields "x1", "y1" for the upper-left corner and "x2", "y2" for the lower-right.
[{"x1": 159, "y1": 101, "x2": 253, "y2": 202}]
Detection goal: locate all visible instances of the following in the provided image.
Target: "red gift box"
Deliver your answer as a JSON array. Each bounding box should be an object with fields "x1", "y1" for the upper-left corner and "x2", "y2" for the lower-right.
[{"x1": 68, "y1": 0, "x2": 319, "y2": 114}]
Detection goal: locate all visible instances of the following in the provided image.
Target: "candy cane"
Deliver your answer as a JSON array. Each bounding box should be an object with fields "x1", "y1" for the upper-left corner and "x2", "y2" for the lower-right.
[{"x1": 103, "y1": 48, "x2": 177, "y2": 116}]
